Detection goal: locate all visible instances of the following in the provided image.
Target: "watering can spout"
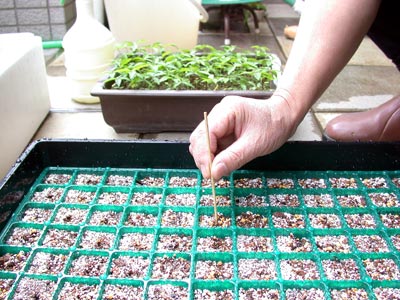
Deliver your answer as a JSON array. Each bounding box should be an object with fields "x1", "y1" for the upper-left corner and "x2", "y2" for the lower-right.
[{"x1": 188, "y1": 0, "x2": 209, "y2": 22}]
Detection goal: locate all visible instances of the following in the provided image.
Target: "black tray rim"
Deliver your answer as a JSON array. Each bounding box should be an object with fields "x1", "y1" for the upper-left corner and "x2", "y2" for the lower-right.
[{"x1": 3, "y1": 138, "x2": 400, "y2": 189}]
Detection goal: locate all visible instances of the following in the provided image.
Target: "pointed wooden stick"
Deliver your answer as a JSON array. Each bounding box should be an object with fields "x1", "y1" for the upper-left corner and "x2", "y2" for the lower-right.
[{"x1": 204, "y1": 112, "x2": 218, "y2": 222}]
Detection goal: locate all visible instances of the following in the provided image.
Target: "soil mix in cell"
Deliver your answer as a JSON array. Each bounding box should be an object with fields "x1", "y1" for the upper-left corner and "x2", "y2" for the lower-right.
[
  {"x1": 64, "y1": 190, "x2": 95, "y2": 204},
  {"x1": 199, "y1": 213, "x2": 231, "y2": 228},
  {"x1": 0, "y1": 251, "x2": 29, "y2": 272},
  {"x1": 151, "y1": 256, "x2": 191, "y2": 279},
  {"x1": 89, "y1": 210, "x2": 121, "y2": 226},
  {"x1": 131, "y1": 192, "x2": 162, "y2": 206},
  {"x1": 280, "y1": 259, "x2": 320, "y2": 280},
  {"x1": 200, "y1": 195, "x2": 230, "y2": 206},
  {"x1": 237, "y1": 235, "x2": 273, "y2": 252},
  {"x1": 168, "y1": 176, "x2": 197, "y2": 187},
  {"x1": 31, "y1": 188, "x2": 64, "y2": 203},
  {"x1": 195, "y1": 260, "x2": 233, "y2": 280},
  {"x1": 277, "y1": 233, "x2": 312, "y2": 252},
  {"x1": 308, "y1": 213, "x2": 341, "y2": 228},
  {"x1": 267, "y1": 178, "x2": 294, "y2": 189},
  {"x1": 43, "y1": 174, "x2": 71, "y2": 184},
  {"x1": 6, "y1": 227, "x2": 42, "y2": 246},
  {"x1": 21, "y1": 208, "x2": 52, "y2": 223},
  {"x1": 322, "y1": 259, "x2": 361, "y2": 280},
  {"x1": 314, "y1": 235, "x2": 350, "y2": 253},
  {"x1": 196, "y1": 236, "x2": 232, "y2": 252},
  {"x1": 165, "y1": 193, "x2": 196, "y2": 206},
  {"x1": 103, "y1": 284, "x2": 144, "y2": 300},
  {"x1": 12, "y1": 278, "x2": 56, "y2": 300},
  {"x1": 298, "y1": 178, "x2": 326, "y2": 189},
  {"x1": 194, "y1": 289, "x2": 233, "y2": 300},
  {"x1": 303, "y1": 194, "x2": 333, "y2": 207},
  {"x1": 106, "y1": 175, "x2": 133, "y2": 186},
  {"x1": 330, "y1": 288, "x2": 369, "y2": 300},
  {"x1": 68, "y1": 255, "x2": 108, "y2": 277},
  {"x1": 162, "y1": 210, "x2": 194, "y2": 228},
  {"x1": 238, "y1": 288, "x2": 279, "y2": 300},
  {"x1": 272, "y1": 212, "x2": 305, "y2": 228},
  {"x1": 236, "y1": 211, "x2": 268, "y2": 228},
  {"x1": 78, "y1": 230, "x2": 115, "y2": 250},
  {"x1": 110, "y1": 256, "x2": 149, "y2": 278},
  {"x1": 147, "y1": 284, "x2": 188, "y2": 300},
  {"x1": 74, "y1": 174, "x2": 102, "y2": 185},
  {"x1": 234, "y1": 178, "x2": 262, "y2": 188},
  {"x1": 337, "y1": 195, "x2": 366, "y2": 207},
  {"x1": 53, "y1": 207, "x2": 87, "y2": 225},
  {"x1": 157, "y1": 234, "x2": 192, "y2": 252},
  {"x1": 58, "y1": 282, "x2": 99, "y2": 300},
  {"x1": 238, "y1": 258, "x2": 277, "y2": 280},
  {"x1": 42, "y1": 229, "x2": 78, "y2": 248},
  {"x1": 98, "y1": 192, "x2": 128, "y2": 205},
  {"x1": 136, "y1": 176, "x2": 165, "y2": 187},
  {"x1": 28, "y1": 252, "x2": 67, "y2": 275},
  {"x1": 353, "y1": 235, "x2": 389, "y2": 252},
  {"x1": 118, "y1": 233, "x2": 154, "y2": 251},
  {"x1": 235, "y1": 194, "x2": 267, "y2": 207},
  {"x1": 285, "y1": 288, "x2": 325, "y2": 300},
  {"x1": 125, "y1": 212, "x2": 157, "y2": 227}
]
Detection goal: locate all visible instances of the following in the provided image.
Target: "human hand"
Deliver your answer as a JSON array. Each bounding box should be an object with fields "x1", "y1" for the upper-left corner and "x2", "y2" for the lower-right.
[{"x1": 189, "y1": 94, "x2": 299, "y2": 180}]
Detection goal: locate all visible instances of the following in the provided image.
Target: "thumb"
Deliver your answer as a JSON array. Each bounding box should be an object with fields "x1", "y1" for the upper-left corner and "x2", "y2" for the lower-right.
[{"x1": 211, "y1": 137, "x2": 257, "y2": 179}]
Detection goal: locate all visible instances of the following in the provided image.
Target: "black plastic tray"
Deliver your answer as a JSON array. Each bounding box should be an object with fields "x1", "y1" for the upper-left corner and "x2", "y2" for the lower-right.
[
  {"x1": 0, "y1": 139, "x2": 400, "y2": 300},
  {"x1": 2, "y1": 139, "x2": 400, "y2": 230}
]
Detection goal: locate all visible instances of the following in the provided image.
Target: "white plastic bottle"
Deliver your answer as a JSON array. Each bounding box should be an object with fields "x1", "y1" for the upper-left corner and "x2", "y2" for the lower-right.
[{"x1": 62, "y1": 0, "x2": 115, "y2": 104}]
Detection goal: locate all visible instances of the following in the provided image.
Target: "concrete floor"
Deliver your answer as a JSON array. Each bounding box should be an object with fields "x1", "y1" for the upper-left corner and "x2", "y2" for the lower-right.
[{"x1": 36, "y1": 0, "x2": 400, "y2": 142}]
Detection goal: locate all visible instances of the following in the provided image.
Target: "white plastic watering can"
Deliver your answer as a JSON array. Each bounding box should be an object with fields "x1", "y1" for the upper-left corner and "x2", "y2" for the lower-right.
[{"x1": 104, "y1": 0, "x2": 209, "y2": 49}]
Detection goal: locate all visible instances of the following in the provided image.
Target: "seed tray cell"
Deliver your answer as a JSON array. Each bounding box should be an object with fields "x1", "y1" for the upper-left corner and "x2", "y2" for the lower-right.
[{"x1": 1, "y1": 140, "x2": 400, "y2": 299}]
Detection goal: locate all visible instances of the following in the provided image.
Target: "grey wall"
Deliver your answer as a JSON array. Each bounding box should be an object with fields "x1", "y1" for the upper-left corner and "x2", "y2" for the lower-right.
[{"x1": 0, "y1": 0, "x2": 76, "y2": 41}]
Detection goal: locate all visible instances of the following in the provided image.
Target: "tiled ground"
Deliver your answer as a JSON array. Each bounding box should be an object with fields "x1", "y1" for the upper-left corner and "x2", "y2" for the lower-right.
[{"x1": 36, "y1": 0, "x2": 400, "y2": 142}]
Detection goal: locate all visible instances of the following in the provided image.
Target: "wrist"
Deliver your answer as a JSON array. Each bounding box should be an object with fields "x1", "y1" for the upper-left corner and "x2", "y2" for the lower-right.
[{"x1": 270, "y1": 88, "x2": 308, "y2": 136}]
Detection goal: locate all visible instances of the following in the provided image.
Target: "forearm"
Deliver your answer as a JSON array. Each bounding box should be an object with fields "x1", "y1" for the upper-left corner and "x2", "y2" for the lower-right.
[{"x1": 276, "y1": 0, "x2": 381, "y2": 125}]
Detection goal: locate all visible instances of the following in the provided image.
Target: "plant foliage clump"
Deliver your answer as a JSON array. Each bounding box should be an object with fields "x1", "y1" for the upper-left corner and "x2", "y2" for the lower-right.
[{"x1": 103, "y1": 43, "x2": 278, "y2": 91}]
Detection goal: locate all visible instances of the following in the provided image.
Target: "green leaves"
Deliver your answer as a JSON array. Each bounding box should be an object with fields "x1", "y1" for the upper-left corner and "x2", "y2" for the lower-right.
[{"x1": 103, "y1": 43, "x2": 278, "y2": 91}]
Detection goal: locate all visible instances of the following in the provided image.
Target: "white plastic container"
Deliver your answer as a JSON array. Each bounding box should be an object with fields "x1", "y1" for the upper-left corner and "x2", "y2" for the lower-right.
[
  {"x1": 63, "y1": 0, "x2": 115, "y2": 103},
  {"x1": 0, "y1": 33, "x2": 50, "y2": 180},
  {"x1": 104, "y1": 0, "x2": 208, "y2": 49}
]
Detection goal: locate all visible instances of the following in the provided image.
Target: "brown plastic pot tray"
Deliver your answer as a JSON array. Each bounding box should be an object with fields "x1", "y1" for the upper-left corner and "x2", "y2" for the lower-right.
[{"x1": 91, "y1": 83, "x2": 273, "y2": 133}]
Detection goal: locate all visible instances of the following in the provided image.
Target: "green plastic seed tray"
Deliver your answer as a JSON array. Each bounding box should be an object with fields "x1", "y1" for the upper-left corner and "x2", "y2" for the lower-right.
[{"x1": 0, "y1": 140, "x2": 400, "y2": 299}]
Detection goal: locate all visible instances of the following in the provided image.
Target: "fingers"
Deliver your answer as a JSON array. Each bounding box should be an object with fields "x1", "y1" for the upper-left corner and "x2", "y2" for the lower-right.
[
  {"x1": 212, "y1": 135, "x2": 259, "y2": 180},
  {"x1": 189, "y1": 102, "x2": 234, "y2": 179}
]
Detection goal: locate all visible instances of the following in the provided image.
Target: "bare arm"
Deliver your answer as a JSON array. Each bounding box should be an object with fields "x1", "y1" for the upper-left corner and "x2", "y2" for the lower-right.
[
  {"x1": 278, "y1": 0, "x2": 381, "y2": 123},
  {"x1": 190, "y1": 0, "x2": 382, "y2": 179}
]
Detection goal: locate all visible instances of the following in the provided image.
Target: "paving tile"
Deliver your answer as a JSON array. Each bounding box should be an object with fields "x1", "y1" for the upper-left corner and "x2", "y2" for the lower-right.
[
  {"x1": 314, "y1": 94, "x2": 393, "y2": 113},
  {"x1": 348, "y1": 38, "x2": 394, "y2": 67},
  {"x1": 267, "y1": 16, "x2": 299, "y2": 36},
  {"x1": 142, "y1": 133, "x2": 191, "y2": 141},
  {"x1": 314, "y1": 66, "x2": 400, "y2": 112},
  {"x1": 33, "y1": 112, "x2": 139, "y2": 140},
  {"x1": 266, "y1": 4, "x2": 299, "y2": 19},
  {"x1": 289, "y1": 112, "x2": 322, "y2": 141}
]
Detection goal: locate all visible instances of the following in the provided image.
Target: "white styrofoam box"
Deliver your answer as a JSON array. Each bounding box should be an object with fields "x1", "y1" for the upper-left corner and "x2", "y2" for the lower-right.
[{"x1": 0, "y1": 33, "x2": 50, "y2": 181}]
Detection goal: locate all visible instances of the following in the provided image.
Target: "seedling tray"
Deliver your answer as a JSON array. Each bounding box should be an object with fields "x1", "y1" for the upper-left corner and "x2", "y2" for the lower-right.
[{"x1": 0, "y1": 140, "x2": 399, "y2": 300}]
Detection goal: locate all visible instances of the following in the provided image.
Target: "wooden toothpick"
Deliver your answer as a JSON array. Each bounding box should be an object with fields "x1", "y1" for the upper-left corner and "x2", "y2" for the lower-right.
[{"x1": 204, "y1": 112, "x2": 218, "y2": 223}]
